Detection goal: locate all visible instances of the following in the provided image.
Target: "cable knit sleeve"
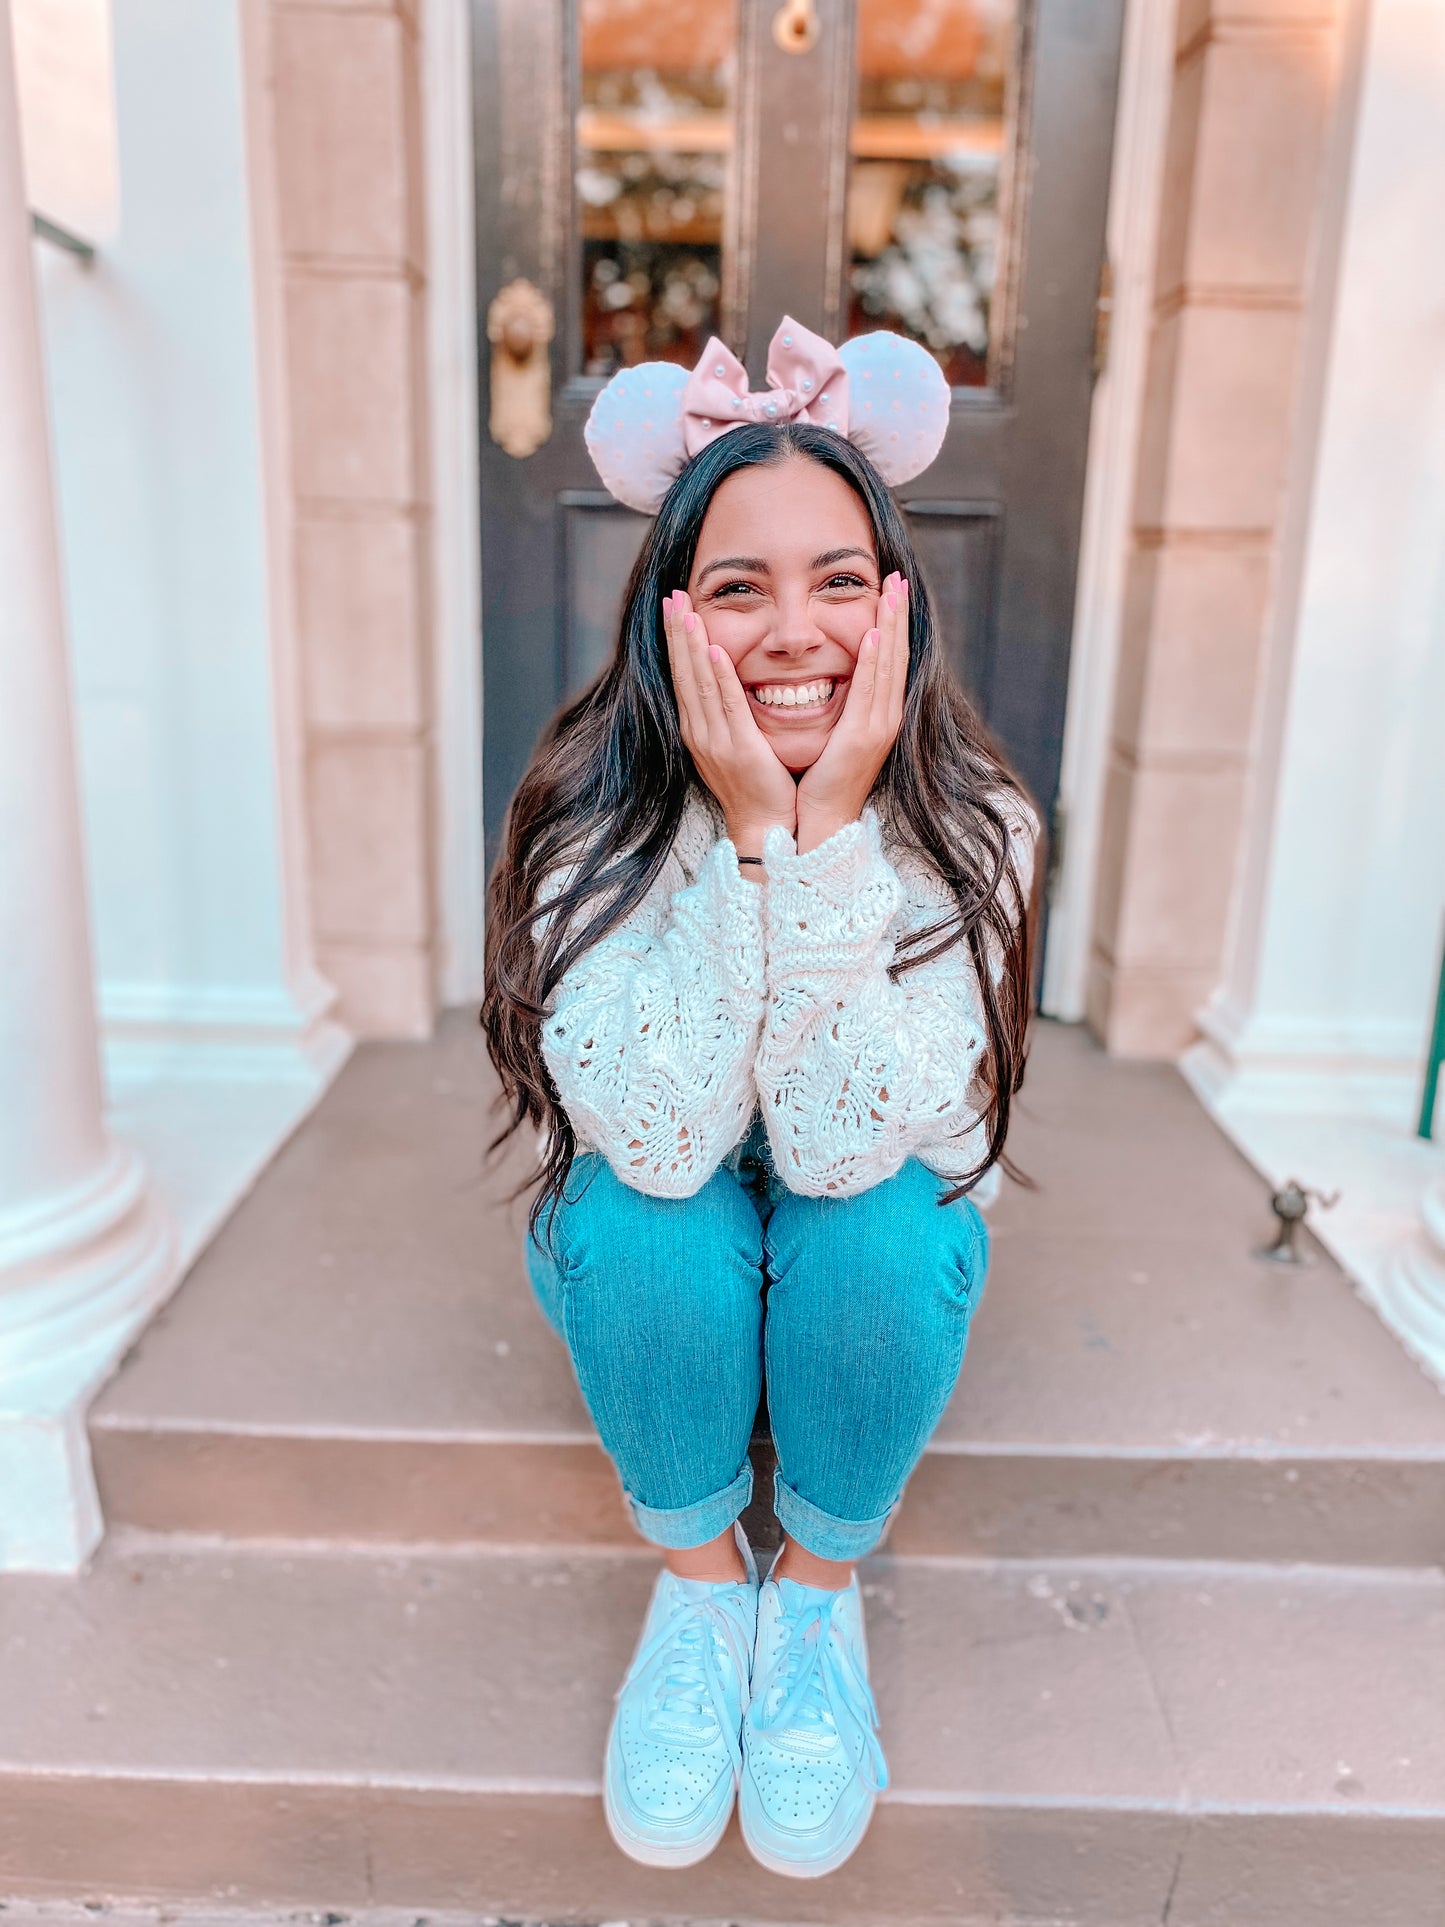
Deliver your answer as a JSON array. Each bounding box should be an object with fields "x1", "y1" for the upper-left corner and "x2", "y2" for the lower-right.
[
  {"x1": 754, "y1": 806, "x2": 993, "y2": 1198},
  {"x1": 537, "y1": 831, "x2": 767, "y2": 1199}
]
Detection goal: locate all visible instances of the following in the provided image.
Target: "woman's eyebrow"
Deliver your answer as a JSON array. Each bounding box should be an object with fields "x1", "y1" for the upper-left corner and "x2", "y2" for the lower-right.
[
  {"x1": 694, "y1": 545, "x2": 875, "y2": 584},
  {"x1": 696, "y1": 554, "x2": 769, "y2": 583}
]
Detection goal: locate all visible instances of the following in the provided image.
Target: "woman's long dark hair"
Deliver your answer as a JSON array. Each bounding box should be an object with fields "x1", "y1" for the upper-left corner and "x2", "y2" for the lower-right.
[{"x1": 481, "y1": 421, "x2": 1042, "y2": 1242}]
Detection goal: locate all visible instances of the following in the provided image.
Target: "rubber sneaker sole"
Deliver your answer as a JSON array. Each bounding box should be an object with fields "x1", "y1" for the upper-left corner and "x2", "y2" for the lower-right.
[{"x1": 738, "y1": 1773, "x2": 877, "y2": 1878}]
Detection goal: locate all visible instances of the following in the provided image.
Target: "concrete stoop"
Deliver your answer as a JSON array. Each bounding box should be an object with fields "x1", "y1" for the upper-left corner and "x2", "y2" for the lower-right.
[
  {"x1": 2, "y1": 1020, "x2": 1444, "y2": 1925},
  {"x1": 0, "y1": 1534, "x2": 1442, "y2": 1926}
]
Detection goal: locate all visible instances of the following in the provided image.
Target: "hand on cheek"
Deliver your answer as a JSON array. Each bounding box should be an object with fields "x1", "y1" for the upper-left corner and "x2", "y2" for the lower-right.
[
  {"x1": 794, "y1": 573, "x2": 909, "y2": 853},
  {"x1": 661, "y1": 590, "x2": 800, "y2": 853}
]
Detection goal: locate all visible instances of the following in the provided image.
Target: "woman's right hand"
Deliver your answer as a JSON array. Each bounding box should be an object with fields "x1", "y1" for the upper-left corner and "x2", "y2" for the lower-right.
[{"x1": 663, "y1": 589, "x2": 797, "y2": 852}]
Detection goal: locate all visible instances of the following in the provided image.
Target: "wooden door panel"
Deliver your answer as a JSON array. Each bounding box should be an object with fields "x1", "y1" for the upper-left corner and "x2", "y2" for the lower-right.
[
  {"x1": 559, "y1": 493, "x2": 648, "y2": 697},
  {"x1": 904, "y1": 504, "x2": 1001, "y2": 708}
]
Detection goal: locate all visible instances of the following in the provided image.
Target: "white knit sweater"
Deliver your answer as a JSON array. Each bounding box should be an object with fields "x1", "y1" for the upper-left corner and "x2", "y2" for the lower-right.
[{"x1": 535, "y1": 784, "x2": 1037, "y2": 1204}]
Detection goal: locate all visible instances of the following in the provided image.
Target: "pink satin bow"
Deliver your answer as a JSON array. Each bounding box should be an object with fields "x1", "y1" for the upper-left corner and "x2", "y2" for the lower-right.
[{"x1": 680, "y1": 316, "x2": 850, "y2": 457}]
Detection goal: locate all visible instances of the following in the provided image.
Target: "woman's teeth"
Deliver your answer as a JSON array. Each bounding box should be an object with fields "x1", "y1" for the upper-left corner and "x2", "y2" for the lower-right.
[{"x1": 751, "y1": 679, "x2": 835, "y2": 709}]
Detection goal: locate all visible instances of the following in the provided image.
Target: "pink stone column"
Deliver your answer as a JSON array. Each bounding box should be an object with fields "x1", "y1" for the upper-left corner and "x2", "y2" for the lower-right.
[
  {"x1": 1086, "y1": 0, "x2": 1341, "y2": 1057},
  {"x1": 0, "y1": 0, "x2": 173, "y2": 1569}
]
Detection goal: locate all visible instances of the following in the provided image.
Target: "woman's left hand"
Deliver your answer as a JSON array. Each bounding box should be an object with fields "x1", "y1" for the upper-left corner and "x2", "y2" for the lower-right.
[{"x1": 794, "y1": 572, "x2": 909, "y2": 852}]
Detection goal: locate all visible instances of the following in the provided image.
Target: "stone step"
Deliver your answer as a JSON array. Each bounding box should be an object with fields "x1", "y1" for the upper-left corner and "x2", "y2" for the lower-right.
[
  {"x1": 2, "y1": 1535, "x2": 1442, "y2": 1926},
  {"x1": 86, "y1": 1415, "x2": 1445, "y2": 1568},
  {"x1": 89, "y1": 1019, "x2": 1445, "y2": 1565}
]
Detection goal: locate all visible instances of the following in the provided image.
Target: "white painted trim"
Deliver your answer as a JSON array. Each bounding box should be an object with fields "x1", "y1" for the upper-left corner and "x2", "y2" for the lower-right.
[
  {"x1": 1183, "y1": 1036, "x2": 1417, "y2": 1124},
  {"x1": 106, "y1": 1038, "x2": 350, "y2": 1088},
  {"x1": 1379, "y1": 1177, "x2": 1445, "y2": 1393},
  {"x1": 1198, "y1": 993, "x2": 1428, "y2": 1076},
  {"x1": 424, "y1": 0, "x2": 486, "y2": 1009},
  {"x1": 237, "y1": 0, "x2": 337, "y2": 1014},
  {"x1": 103, "y1": 975, "x2": 352, "y2": 1084},
  {"x1": 101, "y1": 976, "x2": 335, "y2": 1034},
  {"x1": 1040, "y1": 0, "x2": 1177, "y2": 1021},
  {"x1": 1195, "y1": 0, "x2": 1374, "y2": 1053}
]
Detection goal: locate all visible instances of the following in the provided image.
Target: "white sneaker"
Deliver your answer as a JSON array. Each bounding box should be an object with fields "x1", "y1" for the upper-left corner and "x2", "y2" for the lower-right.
[
  {"x1": 740, "y1": 1570, "x2": 888, "y2": 1878},
  {"x1": 603, "y1": 1524, "x2": 758, "y2": 1867}
]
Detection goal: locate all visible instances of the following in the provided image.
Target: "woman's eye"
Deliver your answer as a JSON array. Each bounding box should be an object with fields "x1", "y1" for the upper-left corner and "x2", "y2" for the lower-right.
[
  {"x1": 820, "y1": 573, "x2": 868, "y2": 591},
  {"x1": 711, "y1": 579, "x2": 759, "y2": 599}
]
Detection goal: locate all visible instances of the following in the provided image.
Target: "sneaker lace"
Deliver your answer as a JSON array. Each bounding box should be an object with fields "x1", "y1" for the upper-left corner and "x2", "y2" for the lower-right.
[
  {"x1": 746, "y1": 1592, "x2": 889, "y2": 1793},
  {"x1": 621, "y1": 1589, "x2": 752, "y2": 1774}
]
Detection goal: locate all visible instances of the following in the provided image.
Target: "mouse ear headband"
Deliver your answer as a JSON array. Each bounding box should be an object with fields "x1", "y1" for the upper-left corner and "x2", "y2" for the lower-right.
[{"x1": 584, "y1": 314, "x2": 951, "y2": 515}]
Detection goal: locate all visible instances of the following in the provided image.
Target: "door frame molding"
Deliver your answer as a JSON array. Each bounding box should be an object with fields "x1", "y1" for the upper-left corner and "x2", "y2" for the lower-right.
[
  {"x1": 1039, "y1": 0, "x2": 1178, "y2": 1020},
  {"x1": 425, "y1": 0, "x2": 487, "y2": 1006},
  {"x1": 429, "y1": 0, "x2": 1175, "y2": 1015}
]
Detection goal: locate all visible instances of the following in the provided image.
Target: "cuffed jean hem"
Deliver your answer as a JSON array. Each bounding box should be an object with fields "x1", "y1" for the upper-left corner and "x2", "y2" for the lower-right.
[
  {"x1": 774, "y1": 1472, "x2": 895, "y2": 1562},
  {"x1": 624, "y1": 1459, "x2": 754, "y2": 1551}
]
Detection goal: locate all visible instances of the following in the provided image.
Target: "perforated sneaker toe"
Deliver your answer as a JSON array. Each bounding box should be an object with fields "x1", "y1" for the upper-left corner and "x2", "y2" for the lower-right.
[
  {"x1": 739, "y1": 1570, "x2": 888, "y2": 1878},
  {"x1": 603, "y1": 1525, "x2": 758, "y2": 1867}
]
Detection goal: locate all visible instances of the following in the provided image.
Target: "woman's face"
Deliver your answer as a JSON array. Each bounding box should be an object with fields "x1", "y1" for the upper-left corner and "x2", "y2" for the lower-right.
[{"x1": 685, "y1": 455, "x2": 881, "y2": 774}]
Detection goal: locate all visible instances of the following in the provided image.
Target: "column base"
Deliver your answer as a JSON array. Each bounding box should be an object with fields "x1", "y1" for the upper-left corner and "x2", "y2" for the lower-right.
[
  {"x1": 0, "y1": 1143, "x2": 175, "y2": 1571},
  {"x1": 1375, "y1": 1181, "x2": 1445, "y2": 1393},
  {"x1": 0, "y1": 1392, "x2": 109, "y2": 1573}
]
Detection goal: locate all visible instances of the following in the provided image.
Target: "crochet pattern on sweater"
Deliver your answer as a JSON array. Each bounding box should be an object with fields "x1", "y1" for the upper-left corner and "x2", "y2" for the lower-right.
[{"x1": 535, "y1": 785, "x2": 1036, "y2": 1201}]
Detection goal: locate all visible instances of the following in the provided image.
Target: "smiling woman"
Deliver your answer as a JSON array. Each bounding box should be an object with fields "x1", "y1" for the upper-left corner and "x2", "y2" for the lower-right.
[
  {"x1": 482, "y1": 361, "x2": 1040, "y2": 1879},
  {"x1": 683, "y1": 459, "x2": 884, "y2": 777},
  {"x1": 660, "y1": 458, "x2": 919, "y2": 870},
  {"x1": 485, "y1": 392, "x2": 1040, "y2": 1200}
]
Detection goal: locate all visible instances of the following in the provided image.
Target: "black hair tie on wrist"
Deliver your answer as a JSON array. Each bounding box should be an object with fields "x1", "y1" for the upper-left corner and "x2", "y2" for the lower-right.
[{"x1": 737, "y1": 854, "x2": 765, "y2": 866}]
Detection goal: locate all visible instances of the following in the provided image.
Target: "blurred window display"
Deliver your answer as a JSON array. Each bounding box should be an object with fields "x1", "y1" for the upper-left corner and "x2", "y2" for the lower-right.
[
  {"x1": 9, "y1": 0, "x2": 120, "y2": 242},
  {"x1": 849, "y1": 0, "x2": 1019, "y2": 388},
  {"x1": 576, "y1": 0, "x2": 736, "y2": 377}
]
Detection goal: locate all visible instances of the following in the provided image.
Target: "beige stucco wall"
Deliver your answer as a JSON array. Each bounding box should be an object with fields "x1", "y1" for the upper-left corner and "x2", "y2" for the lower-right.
[
  {"x1": 271, "y1": 0, "x2": 439, "y2": 1040},
  {"x1": 1086, "y1": 0, "x2": 1344, "y2": 1056}
]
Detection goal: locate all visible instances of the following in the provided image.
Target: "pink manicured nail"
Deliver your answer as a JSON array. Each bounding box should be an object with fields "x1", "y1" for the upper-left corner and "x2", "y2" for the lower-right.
[
  {"x1": 866, "y1": 629, "x2": 879, "y2": 649},
  {"x1": 709, "y1": 644, "x2": 721, "y2": 661},
  {"x1": 684, "y1": 612, "x2": 695, "y2": 634}
]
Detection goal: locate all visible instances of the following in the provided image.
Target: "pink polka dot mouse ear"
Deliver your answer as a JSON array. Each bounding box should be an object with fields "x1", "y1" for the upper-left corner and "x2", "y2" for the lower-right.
[
  {"x1": 836, "y1": 330, "x2": 952, "y2": 486},
  {"x1": 582, "y1": 361, "x2": 692, "y2": 515}
]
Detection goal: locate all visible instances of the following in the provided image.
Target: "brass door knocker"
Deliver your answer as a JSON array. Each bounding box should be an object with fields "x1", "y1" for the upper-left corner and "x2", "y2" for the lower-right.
[{"x1": 487, "y1": 279, "x2": 555, "y2": 459}]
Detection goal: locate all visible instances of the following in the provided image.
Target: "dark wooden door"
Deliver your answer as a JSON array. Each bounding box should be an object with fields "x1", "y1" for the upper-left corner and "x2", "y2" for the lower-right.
[{"x1": 472, "y1": 0, "x2": 1123, "y2": 861}]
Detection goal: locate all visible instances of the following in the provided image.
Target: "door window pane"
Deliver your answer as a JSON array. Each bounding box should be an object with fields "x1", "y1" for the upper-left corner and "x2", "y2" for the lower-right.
[
  {"x1": 576, "y1": 0, "x2": 736, "y2": 377},
  {"x1": 849, "y1": 0, "x2": 1019, "y2": 388}
]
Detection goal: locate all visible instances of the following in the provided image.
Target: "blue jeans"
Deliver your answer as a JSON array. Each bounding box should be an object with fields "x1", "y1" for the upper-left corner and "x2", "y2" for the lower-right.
[{"x1": 524, "y1": 1110, "x2": 990, "y2": 1562}]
